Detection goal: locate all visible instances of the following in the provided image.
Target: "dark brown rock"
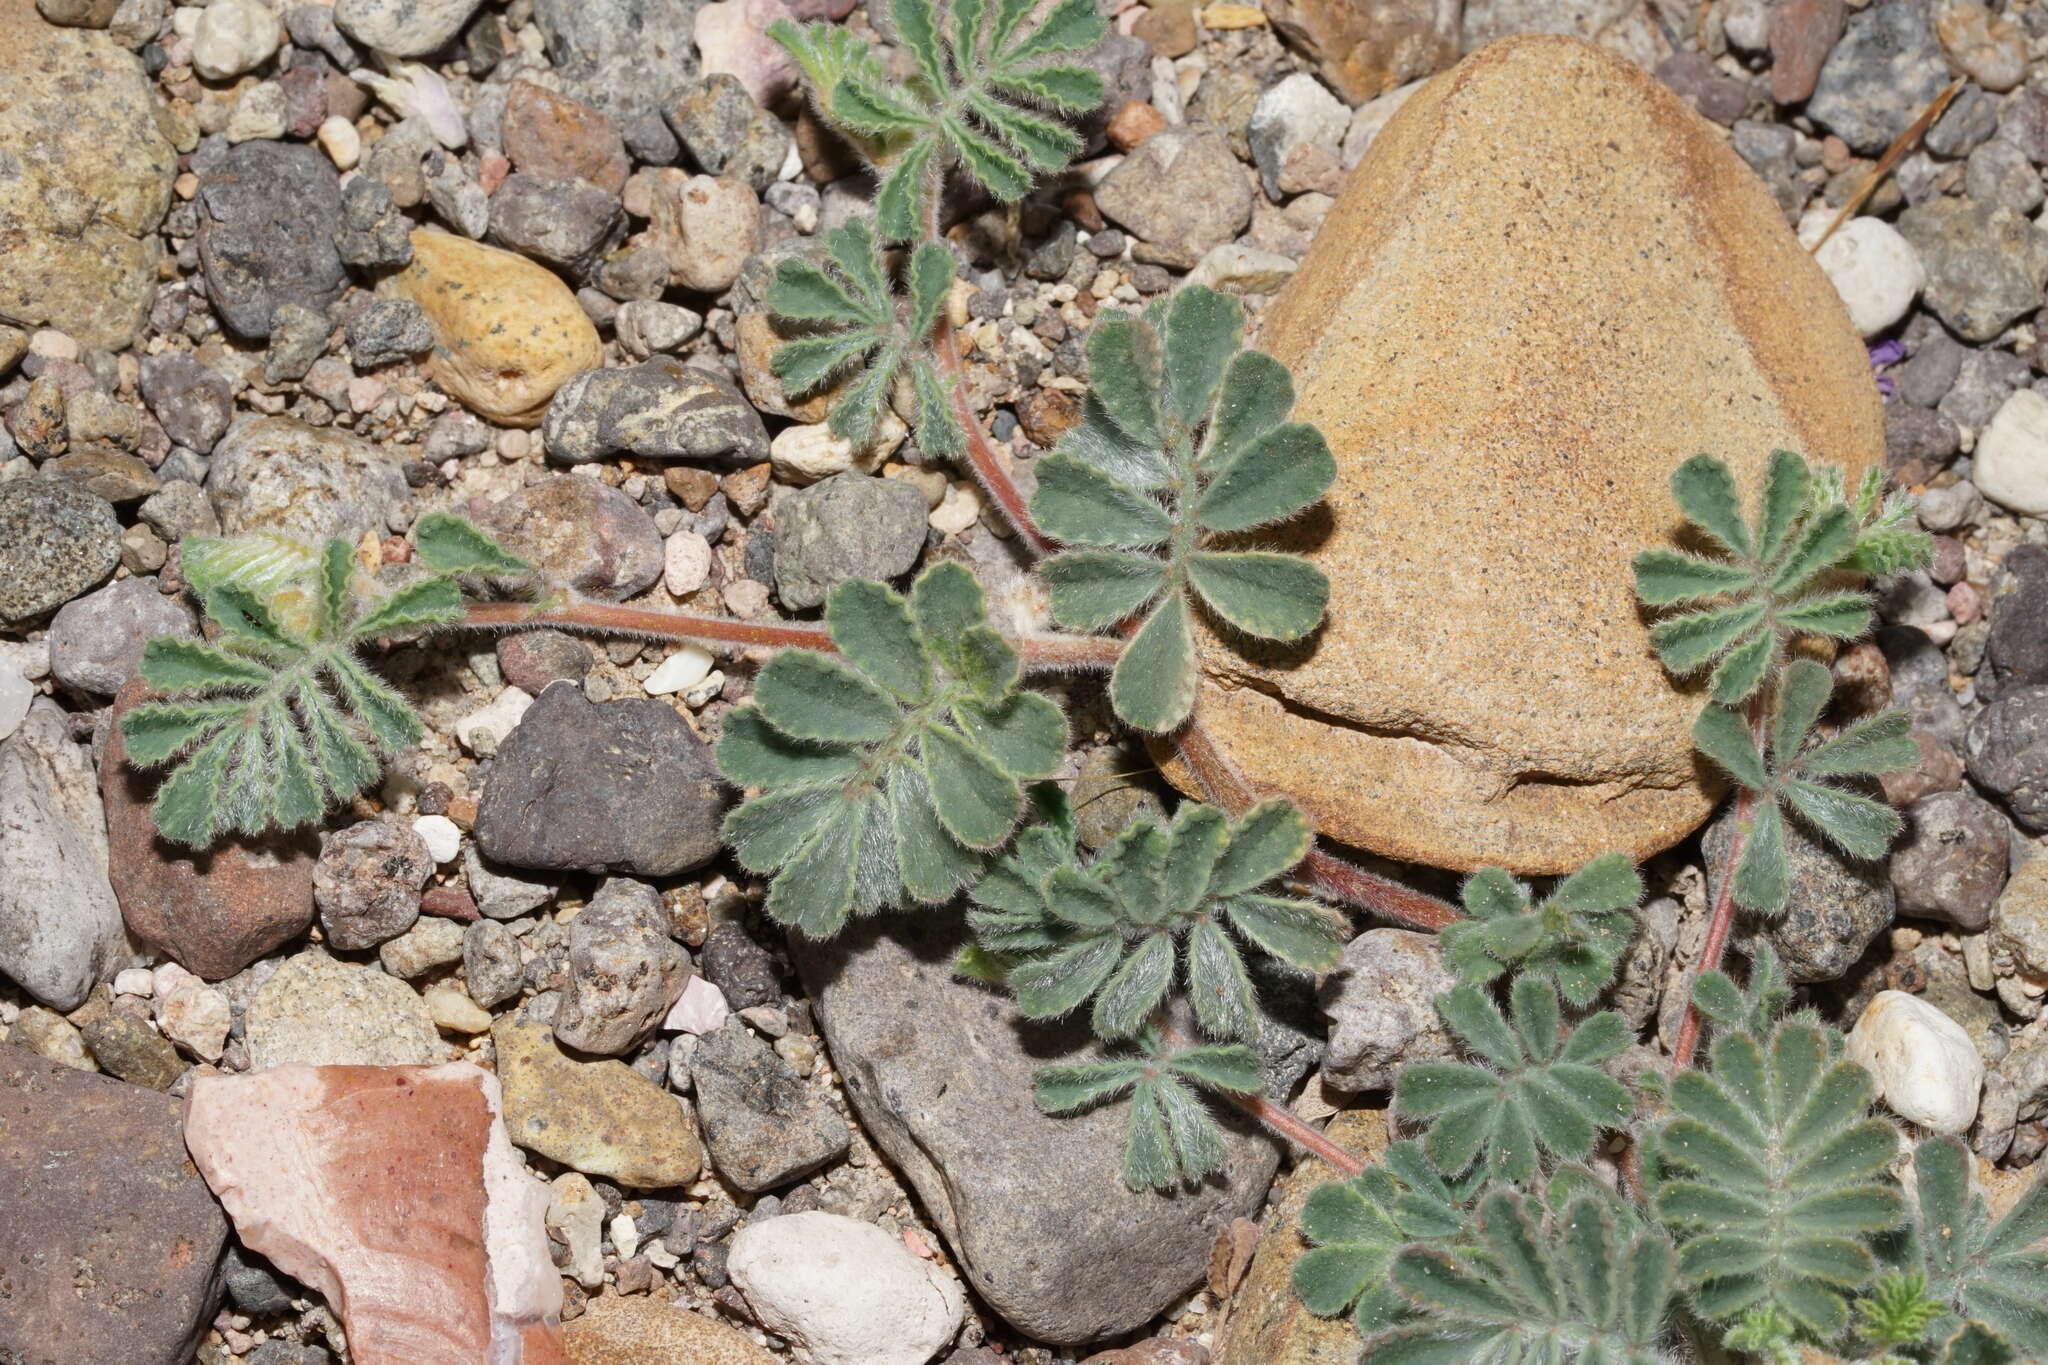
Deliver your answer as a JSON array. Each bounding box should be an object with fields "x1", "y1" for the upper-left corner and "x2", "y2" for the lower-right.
[
  {"x1": 0, "y1": 1043, "x2": 230, "y2": 1365},
  {"x1": 475, "y1": 682, "x2": 726, "y2": 878},
  {"x1": 502, "y1": 80, "x2": 631, "y2": 195},
  {"x1": 102, "y1": 681, "x2": 317, "y2": 980},
  {"x1": 1768, "y1": 0, "x2": 1845, "y2": 106}
]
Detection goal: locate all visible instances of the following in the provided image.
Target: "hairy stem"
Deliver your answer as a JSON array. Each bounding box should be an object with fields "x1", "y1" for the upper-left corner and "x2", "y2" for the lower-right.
[
  {"x1": 937, "y1": 319, "x2": 1055, "y2": 556},
  {"x1": 1228, "y1": 1089, "x2": 1366, "y2": 1178},
  {"x1": 460, "y1": 600, "x2": 1120, "y2": 673},
  {"x1": 1669, "y1": 695, "x2": 1769, "y2": 1073},
  {"x1": 1172, "y1": 716, "x2": 1462, "y2": 932}
]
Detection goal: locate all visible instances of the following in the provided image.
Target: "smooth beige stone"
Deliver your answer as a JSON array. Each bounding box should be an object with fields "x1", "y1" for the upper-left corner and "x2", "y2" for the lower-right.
[
  {"x1": 1165, "y1": 34, "x2": 1882, "y2": 874},
  {"x1": 565, "y1": 1293, "x2": 778, "y2": 1365},
  {"x1": 384, "y1": 230, "x2": 601, "y2": 427}
]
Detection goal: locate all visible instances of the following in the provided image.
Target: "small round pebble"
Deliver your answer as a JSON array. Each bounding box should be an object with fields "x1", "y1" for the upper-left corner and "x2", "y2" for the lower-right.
[{"x1": 413, "y1": 814, "x2": 463, "y2": 863}]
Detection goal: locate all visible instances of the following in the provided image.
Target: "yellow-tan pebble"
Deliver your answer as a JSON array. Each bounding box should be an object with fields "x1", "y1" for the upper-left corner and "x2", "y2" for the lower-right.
[{"x1": 382, "y1": 229, "x2": 600, "y2": 427}]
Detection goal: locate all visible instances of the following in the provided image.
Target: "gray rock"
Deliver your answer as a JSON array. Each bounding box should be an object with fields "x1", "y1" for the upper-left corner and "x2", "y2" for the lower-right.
[
  {"x1": 773, "y1": 472, "x2": 928, "y2": 611},
  {"x1": 1926, "y1": 83, "x2": 1999, "y2": 158},
  {"x1": 1808, "y1": 0, "x2": 1951, "y2": 155},
  {"x1": 463, "y1": 844, "x2": 558, "y2": 919},
  {"x1": 1998, "y1": 85, "x2": 2048, "y2": 165},
  {"x1": 222, "y1": 1245, "x2": 294, "y2": 1317},
  {"x1": 1940, "y1": 347, "x2": 2030, "y2": 432},
  {"x1": 532, "y1": 0, "x2": 703, "y2": 129},
  {"x1": 1708, "y1": 801, "x2": 1894, "y2": 982},
  {"x1": 377, "y1": 915, "x2": 464, "y2": 978},
  {"x1": 334, "y1": 0, "x2": 482, "y2": 56},
  {"x1": 335, "y1": 176, "x2": 413, "y2": 271},
  {"x1": 487, "y1": 174, "x2": 624, "y2": 275},
  {"x1": 243, "y1": 949, "x2": 441, "y2": 1069},
  {"x1": 1898, "y1": 330, "x2": 1965, "y2": 409},
  {"x1": 1095, "y1": 128, "x2": 1255, "y2": 270},
  {"x1": 543, "y1": 359, "x2": 768, "y2": 465},
  {"x1": 197, "y1": 140, "x2": 347, "y2": 340},
  {"x1": 614, "y1": 300, "x2": 703, "y2": 358},
  {"x1": 1896, "y1": 196, "x2": 2048, "y2": 344},
  {"x1": 138, "y1": 479, "x2": 220, "y2": 543},
  {"x1": 0, "y1": 479, "x2": 120, "y2": 624},
  {"x1": 1891, "y1": 789, "x2": 2012, "y2": 931},
  {"x1": 139, "y1": 352, "x2": 233, "y2": 453},
  {"x1": 1966, "y1": 686, "x2": 2048, "y2": 831},
  {"x1": 1887, "y1": 403, "x2": 1961, "y2": 483},
  {"x1": 1986, "y1": 544, "x2": 2048, "y2": 694},
  {"x1": 691, "y1": 1019, "x2": 850, "y2": 1192},
  {"x1": 798, "y1": 916, "x2": 1288, "y2": 1344},
  {"x1": 699, "y1": 919, "x2": 781, "y2": 1010},
  {"x1": 206, "y1": 415, "x2": 410, "y2": 544},
  {"x1": 312, "y1": 820, "x2": 433, "y2": 950},
  {"x1": 0, "y1": 700, "x2": 128, "y2": 1011},
  {"x1": 424, "y1": 153, "x2": 490, "y2": 239},
  {"x1": 554, "y1": 877, "x2": 690, "y2": 1055},
  {"x1": 1880, "y1": 624, "x2": 1965, "y2": 748},
  {"x1": 47, "y1": 577, "x2": 196, "y2": 695},
  {"x1": 480, "y1": 475, "x2": 664, "y2": 601},
  {"x1": 285, "y1": 4, "x2": 366, "y2": 67},
  {"x1": 263, "y1": 302, "x2": 332, "y2": 385},
  {"x1": 1992, "y1": 856, "x2": 2048, "y2": 978},
  {"x1": 1966, "y1": 137, "x2": 2045, "y2": 216},
  {"x1": 343, "y1": 297, "x2": 433, "y2": 369},
  {"x1": 1247, "y1": 72, "x2": 1349, "y2": 200},
  {"x1": 1319, "y1": 928, "x2": 1458, "y2": 1091},
  {"x1": 463, "y1": 918, "x2": 525, "y2": 1008},
  {"x1": 475, "y1": 682, "x2": 726, "y2": 878},
  {"x1": 0, "y1": 1044, "x2": 231, "y2": 1365},
  {"x1": 664, "y1": 74, "x2": 790, "y2": 193}
]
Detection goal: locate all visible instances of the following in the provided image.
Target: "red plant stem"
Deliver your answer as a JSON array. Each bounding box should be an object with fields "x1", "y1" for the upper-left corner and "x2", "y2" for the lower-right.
[
  {"x1": 460, "y1": 600, "x2": 1120, "y2": 674},
  {"x1": 937, "y1": 320, "x2": 1055, "y2": 557},
  {"x1": 1171, "y1": 709, "x2": 1462, "y2": 932},
  {"x1": 1666, "y1": 785, "x2": 1751, "y2": 1073},
  {"x1": 1231, "y1": 1090, "x2": 1366, "y2": 1178}
]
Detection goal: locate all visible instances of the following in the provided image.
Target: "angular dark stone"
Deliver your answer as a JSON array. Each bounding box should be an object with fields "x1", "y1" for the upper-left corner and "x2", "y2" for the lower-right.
[
  {"x1": 1890, "y1": 788, "x2": 2013, "y2": 930},
  {"x1": 772, "y1": 472, "x2": 928, "y2": 611},
  {"x1": 197, "y1": 140, "x2": 346, "y2": 339},
  {"x1": 690, "y1": 1019, "x2": 849, "y2": 1193},
  {"x1": 1708, "y1": 804, "x2": 1893, "y2": 983},
  {"x1": 0, "y1": 1044, "x2": 230, "y2": 1365},
  {"x1": 1966, "y1": 685, "x2": 2048, "y2": 831},
  {"x1": 1987, "y1": 544, "x2": 2048, "y2": 693},
  {"x1": 476, "y1": 682, "x2": 726, "y2": 877},
  {"x1": 699, "y1": 918, "x2": 782, "y2": 1011}
]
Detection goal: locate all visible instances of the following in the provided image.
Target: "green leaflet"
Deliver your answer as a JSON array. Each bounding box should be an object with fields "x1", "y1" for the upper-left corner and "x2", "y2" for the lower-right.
[
  {"x1": 716, "y1": 563, "x2": 1064, "y2": 930},
  {"x1": 124, "y1": 519, "x2": 520, "y2": 848},
  {"x1": 1029, "y1": 288, "x2": 1337, "y2": 731},
  {"x1": 1635, "y1": 448, "x2": 1931, "y2": 704},
  {"x1": 1396, "y1": 979, "x2": 1634, "y2": 1185},
  {"x1": 1650, "y1": 1017, "x2": 1904, "y2": 1341},
  {"x1": 1440, "y1": 853, "x2": 1643, "y2": 1006}
]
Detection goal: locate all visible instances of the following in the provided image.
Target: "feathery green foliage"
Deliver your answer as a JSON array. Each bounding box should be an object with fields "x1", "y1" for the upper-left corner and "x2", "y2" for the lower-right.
[
  {"x1": 1440, "y1": 854, "x2": 1644, "y2": 1007},
  {"x1": 1884, "y1": 1136, "x2": 2048, "y2": 1356},
  {"x1": 1646, "y1": 970, "x2": 1903, "y2": 1341},
  {"x1": 1030, "y1": 287, "x2": 1336, "y2": 730},
  {"x1": 965, "y1": 795, "x2": 1342, "y2": 1041},
  {"x1": 1690, "y1": 657, "x2": 1919, "y2": 913},
  {"x1": 1033, "y1": 1029, "x2": 1265, "y2": 1190},
  {"x1": 1855, "y1": 1271, "x2": 1949, "y2": 1352},
  {"x1": 766, "y1": 219, "x2": 966, "y2": 455},
  {"x1": 1396, "y1": 977, "x2": 1635, "y2": 1185},
  {"x1": 1292, "y1": 1138, "x2": 1482, "y2": 1336},
  {"x1": 121, "y1": 515, "x2": 524, "y2": 847},
  {"x1": 717, "y1": 561, "x2": 1065, "y2": 938},
  {"x1": 772, "y1": 0, "x2": 1105, "y2": 237},
  {"x1": 1634, "y1": 450, "x2": 1930, "y2": 705},
  {"x1": 1362, "y1": 1180, "x2": 1682, "y2": 1364}
]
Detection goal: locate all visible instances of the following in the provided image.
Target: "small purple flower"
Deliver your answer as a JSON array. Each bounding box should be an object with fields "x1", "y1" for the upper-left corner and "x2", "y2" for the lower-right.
[{"x1": 1868, "y1": 339, "x2": 1904, "y2": 398}]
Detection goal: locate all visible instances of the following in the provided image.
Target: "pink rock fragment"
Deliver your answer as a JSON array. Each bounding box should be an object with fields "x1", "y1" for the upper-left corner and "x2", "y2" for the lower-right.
[
  {"x1": 663, "y1": 973, "x2": 730, "y2": 1035},
  {"x1": 695, "y1": 0, "x2": 799, "y2": 108},
  {"x1": 184, "y1": 1062, "x2": 565, "y2": 1365}
]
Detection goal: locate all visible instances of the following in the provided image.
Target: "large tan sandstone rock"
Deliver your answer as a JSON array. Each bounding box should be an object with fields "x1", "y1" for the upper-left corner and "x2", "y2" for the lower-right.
[{"x1": 1167, "y1": 35, "x2": 1882, "y2": 874}]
